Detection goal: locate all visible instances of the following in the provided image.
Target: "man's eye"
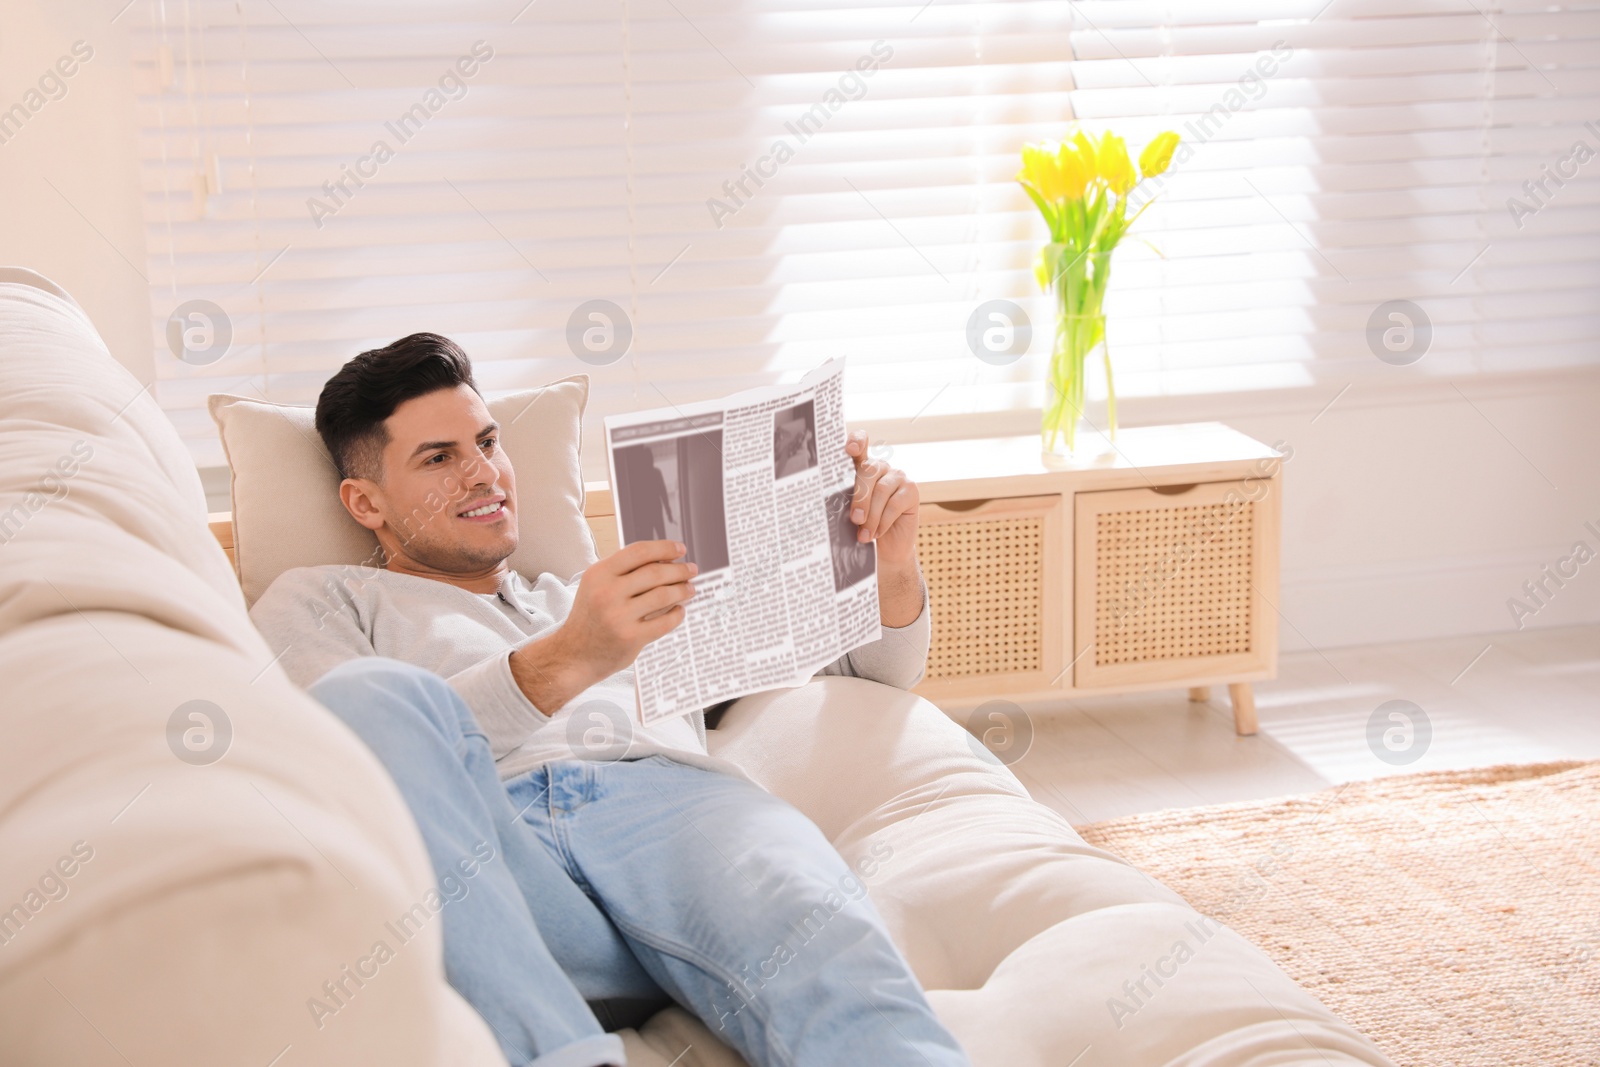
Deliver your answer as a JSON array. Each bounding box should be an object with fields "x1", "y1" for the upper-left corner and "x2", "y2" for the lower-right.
[
  {"x1": 428, "y1": 453, "x2": 448, "y2": 464},
  {"x1": 480, "y1": 437, "x2": 497, "y2": 452}
]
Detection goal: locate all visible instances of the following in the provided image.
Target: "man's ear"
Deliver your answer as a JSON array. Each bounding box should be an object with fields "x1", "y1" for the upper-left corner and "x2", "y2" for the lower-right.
[{"x1": 340, "y1": 478, "x2": 386, "y2": 532}]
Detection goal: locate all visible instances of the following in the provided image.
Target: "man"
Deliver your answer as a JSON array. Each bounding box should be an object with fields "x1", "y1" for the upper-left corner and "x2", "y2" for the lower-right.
[{"x1": 250, "y1": 333, "x2": 968, "y2": 1067}]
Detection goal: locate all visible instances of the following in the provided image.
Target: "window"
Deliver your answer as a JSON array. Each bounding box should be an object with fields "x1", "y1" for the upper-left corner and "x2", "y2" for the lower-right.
[
  {"x1": 1066, "y1": 0, "x2": 1600, "y2": 402},
  {"x1": 134, "y1": 1, "x2": 1598, "y2": 470}
]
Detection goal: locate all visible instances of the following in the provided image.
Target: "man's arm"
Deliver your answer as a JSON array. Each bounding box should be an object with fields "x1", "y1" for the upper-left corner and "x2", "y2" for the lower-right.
[
  {"x1": 845, "y1": 429, "x2": 922, "y2": 628},
  {"x1": 248, "y1": 567, "x2": 380, "y2": 689},
  {"x1": 811, "y1": 429, "x2": 931, "y2": 690},
  {"x1": 816, "y1": 574, "x2": 930, "y2": 690},
  {"x1": 508, "y1": 539, "x2": 698, "y2": 715},
  {"x1": 876, "y1": 557, "x2": 924, "y2": 628},
  {"x1": 250, "y1": 567, "x2": 544, "y2": 760}
]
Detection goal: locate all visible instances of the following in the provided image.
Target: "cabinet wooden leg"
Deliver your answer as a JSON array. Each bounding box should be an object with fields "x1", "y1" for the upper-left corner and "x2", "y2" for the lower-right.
[
  {"x1": 1228, "y1": 682, "x2": 1258, "y2": 736},
  {"x1": 1188, "y1": 686, "x2": 1211, "y2": 703}
]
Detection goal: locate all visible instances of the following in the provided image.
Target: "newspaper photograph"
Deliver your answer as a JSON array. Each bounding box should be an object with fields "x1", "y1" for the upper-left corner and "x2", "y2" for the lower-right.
[{"x1": 603, "y1": 359, "x2": 880, "y2": 724}]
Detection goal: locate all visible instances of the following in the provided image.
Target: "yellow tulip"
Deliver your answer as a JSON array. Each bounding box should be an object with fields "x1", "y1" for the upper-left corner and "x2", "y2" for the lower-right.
[
  {"x1": 1072, "y1": 129, "x2": 1098, "y2": 182},
  {"x1": 1056, "y1": 141, "x2": 1091, "y2": 199},
  {"x1": 1139, "y1": 131, "x2": 1180, "y2": 178},
  {"x1": 1019, "y1": 141, "x2": 1066, "y2": 201},
  {"x1": 1098, "y1": 132, "x2": 1136, "y2": 195},
  {"x1": 1018, "y1": 142, "x2": 1042, "y2": 182}
]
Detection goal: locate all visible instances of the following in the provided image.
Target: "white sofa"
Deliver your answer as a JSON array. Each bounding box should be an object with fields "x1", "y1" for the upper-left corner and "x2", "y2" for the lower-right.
[
  {"x1": 0, "y1": 270, "x2": 505, "y2": 1066},
  {"x1": 0, "y1": 270, "x2": 1393, "y2": 1067}
]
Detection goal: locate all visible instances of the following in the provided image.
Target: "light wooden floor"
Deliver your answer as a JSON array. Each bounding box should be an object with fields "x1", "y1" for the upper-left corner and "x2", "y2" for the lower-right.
[{"x1": 991, "y1": 623, "x2": 1600, "y2": 826}]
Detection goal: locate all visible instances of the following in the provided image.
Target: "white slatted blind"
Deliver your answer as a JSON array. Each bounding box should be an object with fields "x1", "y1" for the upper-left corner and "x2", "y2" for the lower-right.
[
  {"x1": 133, "y1": 0, "x2": 1599, "y2": 470},
  {"x1": 1066, "y1": 0, "x2": 1600, "y2": 402}
]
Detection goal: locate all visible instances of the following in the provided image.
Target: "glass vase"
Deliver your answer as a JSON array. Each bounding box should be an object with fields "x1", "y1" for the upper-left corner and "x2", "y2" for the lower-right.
[
  {"x1": 1041, "y1": 286, "x2": 1117, "y2": 467},
  {"x1": 1036, "y1": 244, "x2": 1113, "y2": 463}
]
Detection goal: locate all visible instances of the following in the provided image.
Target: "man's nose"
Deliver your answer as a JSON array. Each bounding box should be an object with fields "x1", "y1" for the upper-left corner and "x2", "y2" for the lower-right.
[{"x1": 458, "y1": 456, "x2": 493, "y2": 488}]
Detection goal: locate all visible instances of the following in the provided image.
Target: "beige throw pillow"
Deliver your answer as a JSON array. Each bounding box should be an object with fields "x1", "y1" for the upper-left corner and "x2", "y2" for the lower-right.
[{"x1": 209, "y1": 376, "x2": 597, "y2": 606}]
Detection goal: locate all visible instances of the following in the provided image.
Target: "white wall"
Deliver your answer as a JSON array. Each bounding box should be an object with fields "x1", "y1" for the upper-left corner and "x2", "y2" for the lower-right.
[
  {"x1": 0, "y1": 3, "x2": 150, "y2": 381},
  {"x1": 1226, "y1": 371, "x2": 1600, "y2": 652}
]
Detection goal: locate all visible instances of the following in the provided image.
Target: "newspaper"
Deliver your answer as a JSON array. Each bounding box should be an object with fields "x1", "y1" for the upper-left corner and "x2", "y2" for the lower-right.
[{"x1": 603, "y1": 359, "x2": 880, "y2": 725}]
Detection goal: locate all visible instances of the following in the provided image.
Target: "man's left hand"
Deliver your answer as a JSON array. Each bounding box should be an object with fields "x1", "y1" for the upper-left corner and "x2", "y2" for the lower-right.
[{"x1": 845, "y1": 430, "x2": 919, "y2": 566}]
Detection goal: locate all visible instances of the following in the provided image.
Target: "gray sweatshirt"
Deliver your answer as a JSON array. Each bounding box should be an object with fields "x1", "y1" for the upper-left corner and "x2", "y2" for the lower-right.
[{"x1": 249, "y1": 563, "x2": 930, "y2": 782}]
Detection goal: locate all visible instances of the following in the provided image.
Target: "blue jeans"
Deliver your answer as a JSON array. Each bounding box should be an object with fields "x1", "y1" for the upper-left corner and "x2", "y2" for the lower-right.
[{"x1": 309, "y1": 658, "x2": 970, "y2": 1067}]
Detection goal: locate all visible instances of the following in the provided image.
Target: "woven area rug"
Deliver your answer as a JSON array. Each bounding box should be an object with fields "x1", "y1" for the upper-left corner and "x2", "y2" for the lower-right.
[{"x1": 1077, "y1": 761, "x2": 1600, "y2": 1067}]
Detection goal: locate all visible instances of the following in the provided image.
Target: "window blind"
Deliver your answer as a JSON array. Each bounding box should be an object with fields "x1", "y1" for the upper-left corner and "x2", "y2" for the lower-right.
[
  {"x1": 132, "y1": 0, "x2": 1599, "y2": 470},
  {"x1": 1062, "y1": 0, "x2": 1600, "y2": 403}
]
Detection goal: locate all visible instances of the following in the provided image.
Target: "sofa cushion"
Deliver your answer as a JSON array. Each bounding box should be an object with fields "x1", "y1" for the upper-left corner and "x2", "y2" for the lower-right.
[
  {"x1": 696, "y1": 676, "x2": 1397, "y2": 1067},
  {"x1": 0, "y1": 269, "x2": 504, "y2": 1066},
  {"x1": 209, "y1": 376, "x2": 596, "y2": 606}
]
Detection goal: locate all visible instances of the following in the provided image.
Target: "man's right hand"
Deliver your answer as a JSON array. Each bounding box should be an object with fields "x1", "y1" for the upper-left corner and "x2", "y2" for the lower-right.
[{"x1": 509, "y1": 540, "x2": 697, "y2": 716}]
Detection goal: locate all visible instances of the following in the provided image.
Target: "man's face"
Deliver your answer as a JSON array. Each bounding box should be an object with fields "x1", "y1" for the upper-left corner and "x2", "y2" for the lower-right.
[{"x1": 360, "y1": 384, "x2": 518, "y2": 572}]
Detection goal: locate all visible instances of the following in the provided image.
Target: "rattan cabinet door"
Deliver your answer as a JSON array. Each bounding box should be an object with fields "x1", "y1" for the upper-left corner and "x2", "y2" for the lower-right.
[
  {"x1": 913, "y1": 494, "x2": 1065, "y2": 700},
  {"x1": 1074, "y1": 479, "x2": 1278, "y2": 690}
]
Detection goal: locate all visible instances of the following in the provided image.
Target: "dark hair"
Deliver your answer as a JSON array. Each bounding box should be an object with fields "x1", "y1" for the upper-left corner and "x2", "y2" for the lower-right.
[{"x1": 315, "y1": 332, "x2": 480, "y2": 481}]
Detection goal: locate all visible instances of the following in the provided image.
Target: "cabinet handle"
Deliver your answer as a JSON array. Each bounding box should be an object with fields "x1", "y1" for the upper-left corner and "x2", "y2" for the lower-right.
[
  {"x1": 928, "y1": 498, "x2": 992, "y2": 513},
  {"x1": 1151, "y1": 483, "x2": 1198, "y2": 496}
]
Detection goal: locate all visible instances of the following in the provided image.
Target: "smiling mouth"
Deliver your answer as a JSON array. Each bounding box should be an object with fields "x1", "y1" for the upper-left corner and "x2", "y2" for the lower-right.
[{"x1": 458, "y1": 498, "x2": 507, "y2": 520}]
